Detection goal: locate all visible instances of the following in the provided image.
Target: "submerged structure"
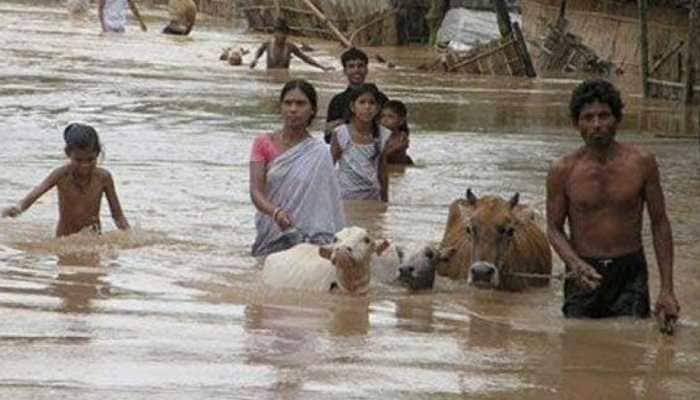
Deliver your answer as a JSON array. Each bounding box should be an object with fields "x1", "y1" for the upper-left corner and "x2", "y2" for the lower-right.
[{"x1": 521, "y1": 0, "x2": 699, "y2": 103}]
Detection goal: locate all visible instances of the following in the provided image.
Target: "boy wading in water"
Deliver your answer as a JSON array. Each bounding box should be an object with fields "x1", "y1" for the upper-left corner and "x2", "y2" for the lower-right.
[
  {"x1": 249, "y1": 18, "x2": 333, "y2": 72},
  {"x1": 2, "y1": 123, "x2": 130, "y2": 237}
]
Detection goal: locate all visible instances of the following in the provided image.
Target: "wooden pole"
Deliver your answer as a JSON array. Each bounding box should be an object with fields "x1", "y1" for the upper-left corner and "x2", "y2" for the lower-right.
[
  {"x1": 638, "y1": 0, "x2": 650, "y2": 97},
  {"x1": 273, "y1": 0, "x2": 281, "y2": 19},
  {"x1": 682, "y1": 3, "x2": 697, "y2": 104},
  {"x1": 493, "y1": 0, "x2": 513, "y2": 38},
  {"x1": 558, "y1": 0, "x2": 567, "y2": 20},
  {"x1": 301, "y1": 0, "x2": 353, "y2": 48}
]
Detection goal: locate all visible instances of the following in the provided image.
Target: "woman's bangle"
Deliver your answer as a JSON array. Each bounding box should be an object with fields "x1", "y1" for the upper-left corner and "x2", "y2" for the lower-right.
[{"x1": 272, "y1": 207, "x2": 281, "y2": 221}]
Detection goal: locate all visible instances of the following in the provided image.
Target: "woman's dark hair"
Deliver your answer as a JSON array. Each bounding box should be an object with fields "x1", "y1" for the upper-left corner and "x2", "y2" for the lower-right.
[
  {"x1": 382, "y1": 99, "x2": 410, "y2": 136},
  {"x1": 280, "y1": 79, "x2": 318, "y2": 126},
  {"x1": 345, "y1": 83, "x2": 382, "y2": 160},
  {"x1": 63, "y1": 123, "x2": 101, "y2": 156},
  {"x1": 569, "y1": 79, "x2": 624, "y2": 123}
]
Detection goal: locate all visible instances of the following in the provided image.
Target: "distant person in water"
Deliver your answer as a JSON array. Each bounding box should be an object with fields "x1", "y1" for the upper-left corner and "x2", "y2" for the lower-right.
[
  {"x1": 162, "y1": 0, "x2": 196, "y2": 35},
  {"x1": 98, "y1": 0, "x2": 147, "y2": 33},
  {"x1": 1, "y1": 123, "x2": 130, "y2": 237},
  {"x1": 249, "y1": 19, "x2": 333, "y2": 71},
  {"x1": 380, "y1": 100, "x2": 414, "y2": 165}
]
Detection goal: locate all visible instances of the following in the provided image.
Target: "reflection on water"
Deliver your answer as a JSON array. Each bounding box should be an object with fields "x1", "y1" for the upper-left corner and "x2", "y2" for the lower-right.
[{"x1": 0, "y1": 2, "x2": 698, "y2": 399}]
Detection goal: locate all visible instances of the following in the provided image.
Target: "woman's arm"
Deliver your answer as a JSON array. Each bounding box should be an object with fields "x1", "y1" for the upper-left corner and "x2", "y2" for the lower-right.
[
  {"x1": 330, "y1": 130, "x2": 343, "y2": 164},
  {"x1": 2, "y1": 167, "x2": 64, "y2": 217},
  {"x1": 249, "y1": 161, "x2": 293, "y2": 229},
  {"x1": 103, "y1": 171, "x2": 130, "y2": 230}
]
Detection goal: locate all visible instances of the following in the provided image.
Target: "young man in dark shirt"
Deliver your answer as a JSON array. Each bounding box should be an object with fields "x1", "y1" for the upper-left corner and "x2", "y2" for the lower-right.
[{"x1": 324, "y1": 47, "x2": 388, "y2": 143}]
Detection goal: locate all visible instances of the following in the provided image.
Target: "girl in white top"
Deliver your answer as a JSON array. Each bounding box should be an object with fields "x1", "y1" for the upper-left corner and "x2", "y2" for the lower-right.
[
  {"x1": 330, "y1": 84, "x2": 392, "y2": 202},
  {"x1": 98, "y1": 0, "x2": 147, "y2": 33}
]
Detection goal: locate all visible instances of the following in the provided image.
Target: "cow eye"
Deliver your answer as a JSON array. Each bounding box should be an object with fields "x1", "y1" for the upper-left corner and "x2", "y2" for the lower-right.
[
  {"x1": 425, "y1": 249, "x2": 434, "y2": 259},
  {"x1": 363, "y1": 237, "x2": 370, "y2": 244},
  {"x1": 332, "y1": 236, "x2": 339, "y2": 243},
  {"x1": 465, "y1": 226, "x2": 472, "y2": 235}
]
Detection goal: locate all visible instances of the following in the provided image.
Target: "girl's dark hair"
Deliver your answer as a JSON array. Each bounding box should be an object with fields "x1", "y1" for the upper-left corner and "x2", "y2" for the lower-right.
[
  {"x1": 345, "y1": 83, "x2": 382, "y2": 160},
  {"x1": 280, "y1": 79, "x2": 318, "y2": 126},
  {"x1": 382, "y1": 99, "x2": 410, "y2": 136},
  {"x1": 63, "y1": 123, "x2": 101, "y2": 156}
]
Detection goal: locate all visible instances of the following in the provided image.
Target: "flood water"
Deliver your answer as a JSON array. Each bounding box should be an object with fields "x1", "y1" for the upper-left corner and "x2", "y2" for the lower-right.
[{"x1": 1, "y1": 2, "x2": 699, "y2": 399}]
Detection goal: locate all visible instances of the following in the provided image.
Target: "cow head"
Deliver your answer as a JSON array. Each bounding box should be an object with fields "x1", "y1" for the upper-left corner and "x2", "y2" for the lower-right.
[
  {"x1": 398, "y1": 244, "x2": 456, "y2": 290},
  {"x1": 465, "y1": 188, "x2": 520, "y2": 289},
  {"x1": 318, "y1": 227, "x2": 376, "y2": 294}
]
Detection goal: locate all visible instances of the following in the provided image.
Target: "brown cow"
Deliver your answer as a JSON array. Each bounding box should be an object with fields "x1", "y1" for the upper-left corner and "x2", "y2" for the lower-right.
[{"x1": 436, "y1": 188, "x2": 552, "y2": 291}]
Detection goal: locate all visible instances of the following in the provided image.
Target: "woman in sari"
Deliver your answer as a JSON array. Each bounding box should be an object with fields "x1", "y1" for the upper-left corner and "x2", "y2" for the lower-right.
[{"x1": 249, "y1": 80, "x2": 345, "y2": 257}]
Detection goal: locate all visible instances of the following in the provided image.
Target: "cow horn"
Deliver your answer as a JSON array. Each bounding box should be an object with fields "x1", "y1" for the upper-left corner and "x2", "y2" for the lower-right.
[
  {"x1": 466, "y1": 188, "x2": 478, "y2": 206},
  {"x1": 509, "y1": 192, "x2": 520, "y2": 209}
]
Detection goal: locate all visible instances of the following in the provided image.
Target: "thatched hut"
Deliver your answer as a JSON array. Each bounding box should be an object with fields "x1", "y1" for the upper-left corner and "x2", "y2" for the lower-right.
[
  {"x1": 521, "y1": 0, "x2": 699, "y2": 84},
  {"x1": 234, "y1": 0, "x2": 400, "y2": 46}
]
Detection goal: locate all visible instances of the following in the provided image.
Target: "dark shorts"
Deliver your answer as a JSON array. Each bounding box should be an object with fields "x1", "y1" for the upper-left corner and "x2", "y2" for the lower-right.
[{"x1": 563, "y1": 249, "x2": 650, "y2": 319}]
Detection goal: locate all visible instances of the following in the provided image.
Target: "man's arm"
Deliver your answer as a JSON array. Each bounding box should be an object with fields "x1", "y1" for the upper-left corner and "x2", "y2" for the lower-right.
[
  {"x1": 290, "y1": 45, "x2": 333, "y2": 71},
  {"x1": 249, "y1": 43, "x2": 268, "y2": 69},
  {"x1": 643, "y1": 153, "x2": 679, "y2": 317},
  {"x1": 127, "y1": 0, "x2": 148, "y2": 31},
  {"x1": 546, "y1": 159, "x2": 601, "y2": 290}
]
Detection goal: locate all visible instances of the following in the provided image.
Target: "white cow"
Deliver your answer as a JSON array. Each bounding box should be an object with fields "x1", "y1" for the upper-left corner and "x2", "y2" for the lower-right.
[{"x1": 262, "y1": 227, "x2": 395, "y2": 295}]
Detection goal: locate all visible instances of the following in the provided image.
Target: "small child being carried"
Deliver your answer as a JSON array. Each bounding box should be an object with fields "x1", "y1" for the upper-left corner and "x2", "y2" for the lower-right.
[
  {"x1": 380, "y1": 100, "x2": 414, "y2": 165},
  {"x1": 2, "y1": 123, "x2": 130, "y2": 237}
]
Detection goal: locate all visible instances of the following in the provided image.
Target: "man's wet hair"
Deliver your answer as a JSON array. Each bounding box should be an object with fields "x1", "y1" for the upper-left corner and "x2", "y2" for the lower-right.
[
  {"x1": 63, "y1": 123, "x2": 101, "y2": 156},
  {"x1": 569, "y1": 79, "x2": 624, "y2": 123},
  {"x1": 341, "y1": 47, "x2": 368, "y2": 68},
  {"x1": 273, "y1": 18, "x2": 290, "y2": 34},
  {"x1": 280, "y1": 79, "x2": 318, "y2": 126}
]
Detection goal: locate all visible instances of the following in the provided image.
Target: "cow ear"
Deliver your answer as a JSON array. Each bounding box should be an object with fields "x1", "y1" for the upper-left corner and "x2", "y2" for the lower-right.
[
  {"x1": 509, "y1": 192, "x2": 520, "y2": 209},
  {"x1": 439, "y1": 246, "x2": 457, "y2": 261},
  {"x1": 319, "y1": 246, "x2": 333, "y2": 260},
  {"x1": 374, "y1": 239, "x2": 390, "y2": 256},
  {"x1": 466, "y1": 188, "x2": 478, "y2": 206}
]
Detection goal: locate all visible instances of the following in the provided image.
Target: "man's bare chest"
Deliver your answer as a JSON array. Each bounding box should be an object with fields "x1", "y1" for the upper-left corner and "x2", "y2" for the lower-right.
[{"x1": 566, "y1": 162, "x2": 644, "y2": 212}]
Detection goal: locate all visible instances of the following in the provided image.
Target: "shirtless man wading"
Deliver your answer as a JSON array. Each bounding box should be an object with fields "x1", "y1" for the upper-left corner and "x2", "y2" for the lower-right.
[{"x1": 546, "y1": 79, "x2": 680, "y2": 322}]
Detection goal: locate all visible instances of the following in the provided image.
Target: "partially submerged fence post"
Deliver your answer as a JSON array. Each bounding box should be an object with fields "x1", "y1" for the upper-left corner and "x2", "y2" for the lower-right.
[
  {"x1": 638, "y1": 0, "x2": 650, "y2": 97},
  {"x1": 494, "y1": 0, "x2": 513, "y2": 38},
  {"x1": 682, "y1": 2, "x2": 697, "y2": 104},
  {"x1": 558, "y1": 0, "x2": 567, "y2": 20}
]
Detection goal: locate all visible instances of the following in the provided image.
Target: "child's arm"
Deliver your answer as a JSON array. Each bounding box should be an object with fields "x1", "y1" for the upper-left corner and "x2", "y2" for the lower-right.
[
  {"x1": 378, "y1": 155, "x2": 389, "y2": 202},
  {"x1": 2, "y1": 167, "x2": 65, "y2": 218},
  {"x1": 249, "y1": 43, "x2": 268, "y2": 69},
  {"x1": 103, "y1": 172, "x2": 130, "y2": 230},
  {"x1": 290, "y1": 44, "x2": 334, "y2": 72},
  {"x1": 127, "y1": 0, "x2": 148, "y2": 31}
]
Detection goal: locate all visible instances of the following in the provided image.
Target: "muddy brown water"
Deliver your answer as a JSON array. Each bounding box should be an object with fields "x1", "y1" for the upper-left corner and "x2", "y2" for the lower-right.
[{"x1": 0, "y1": 3, "x2": 698, "y2": 399}]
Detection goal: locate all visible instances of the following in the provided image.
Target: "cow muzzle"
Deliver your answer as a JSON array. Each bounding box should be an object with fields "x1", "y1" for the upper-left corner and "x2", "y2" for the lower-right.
[
  {"x1": 469, "y1": 262, "x2": 500, "y2": 288},
  {"x1": 398, "y1": 265, "x2": 435, "y2": 290}
]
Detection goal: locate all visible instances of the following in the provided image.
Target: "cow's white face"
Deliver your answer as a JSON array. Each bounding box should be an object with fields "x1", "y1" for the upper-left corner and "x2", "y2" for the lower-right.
[{"x1": 321, "y1": 227, "x2": 374, "y2": 264}]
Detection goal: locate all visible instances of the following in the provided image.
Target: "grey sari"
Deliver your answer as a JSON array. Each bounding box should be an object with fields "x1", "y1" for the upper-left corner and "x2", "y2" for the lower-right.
[{"x1": 252, "y1": 137, "x2": 345, "y2": 257}]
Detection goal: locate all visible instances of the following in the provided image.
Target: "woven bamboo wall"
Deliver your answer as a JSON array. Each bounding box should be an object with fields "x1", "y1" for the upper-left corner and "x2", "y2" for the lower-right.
[{"x1": 521, "y1": 0, "x2": 698, "y2": 80}]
